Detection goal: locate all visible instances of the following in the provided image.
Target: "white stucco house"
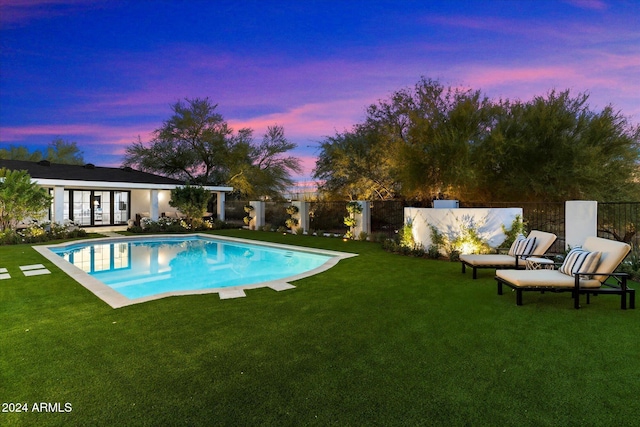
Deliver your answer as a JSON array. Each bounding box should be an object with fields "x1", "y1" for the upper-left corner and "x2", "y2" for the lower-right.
[{"x1": 0, "y1": 159, "x2": 233, "y2": 231}]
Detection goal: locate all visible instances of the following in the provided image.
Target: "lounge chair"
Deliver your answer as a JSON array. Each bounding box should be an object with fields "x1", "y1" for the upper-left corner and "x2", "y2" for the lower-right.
[
  {"x1": 495, "y1": 236, "x2": 633, "y2": 309},
  {"x1": 460, "y1": 230, "x2": 557, "y2": 279}
]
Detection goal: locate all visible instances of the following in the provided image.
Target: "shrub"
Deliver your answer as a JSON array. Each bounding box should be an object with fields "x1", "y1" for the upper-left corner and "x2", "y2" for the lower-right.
[
  {"x1": 0, "y1": 230, "x2": 20, "y2": 245},
  {"x1": 500, "y1": 214, "x2": 527, "y2": 249},
  {"x1": 619, "y1": 244, "x2": 640, "y2": 281},
  {"x1": 285, "y1": 217, "x2": 299, "y2": 229},
  {"x1": 428, "y1": 219, "x2": 490, "y2": 259},
  {"x1": 427, "y1": 245, "x2": 440, "y2": 259},
  {"x1": 0, "y1": 220, "x2": 87, "y2": 245}
]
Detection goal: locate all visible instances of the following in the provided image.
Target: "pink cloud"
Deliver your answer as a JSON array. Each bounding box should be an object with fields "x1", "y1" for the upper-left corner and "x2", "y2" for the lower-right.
[
  {"x1": 227, "y1": 98, "x2": 373, "y2": 142},
  {"x1": 0, "y1": 123, "x2": 155, "y2": 147},
  {"x1": 420, "y1": 13, "x2": 624, "y2": 47},
  {"x1": 0, "y1": 0, "x2": 110, "y2": 26},
  {"x1": 465, "y1": 66, "x2": 580, "y2": 88},
  {"x1": 563, "y1": 0, "x2": 608, "y2": 11}
]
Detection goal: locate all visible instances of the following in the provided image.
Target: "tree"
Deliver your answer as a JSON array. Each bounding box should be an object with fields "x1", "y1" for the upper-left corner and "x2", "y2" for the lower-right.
[
  {"x1": 0, "y1": 168, "x2": 53, "y2": 231},
  {"x1": 472, "y1": 90, "x2": 640, "y2": 202},
  {"x1": 169, "y1": 184, "x2": 210, "y2": 226},
  {"x1": 0, "y1": 139, "x2": 84, "y2": 165},
  {"x1": 314, "y1": 125, "x2": 397, "y2": 200},
  {"x1": 314, "y1": 78, "x2": 640, "y2": 203},
  {"x1": 313, "y1": 78, "x2": 494, "y2": 201},
  {"x1": 0, "y1": 145, "x2": 41, "y2": 162},
  {"x1": 123, "y1": 98, "x2": 301, "y2": 199},
  {"x1": 384, "y1": 79, "x2": 494, "y2": 201},
  {"x1": 44, "y1": 138, "x2": 84, "y2": 165},
  {"x1": 243, "y1": 125, "x2": 302, "y2": 198}
]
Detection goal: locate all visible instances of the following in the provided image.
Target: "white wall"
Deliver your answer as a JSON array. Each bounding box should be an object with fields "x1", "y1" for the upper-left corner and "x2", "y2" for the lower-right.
[
  {"x1": 565, "y1": 200, "x2": 597, "y2": 249},
  {"x1": 405, "y1": 207, "x2": 523, "y2": 252},
  {"x1": 131, "y1": 189, "x2": 175, "y2": 217}
]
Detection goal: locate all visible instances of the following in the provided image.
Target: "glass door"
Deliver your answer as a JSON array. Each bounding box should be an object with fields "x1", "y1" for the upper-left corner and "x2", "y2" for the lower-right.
[
  {"x1": 73, "y1": 190, "x2": 92, "y2": 226},
  {"x1": 114, "y1": 191, "x2": 129, "y2": 224}
]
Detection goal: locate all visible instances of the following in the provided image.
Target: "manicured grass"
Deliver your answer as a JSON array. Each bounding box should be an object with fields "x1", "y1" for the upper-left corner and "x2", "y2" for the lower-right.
[{"x1": 1, "y1": 229, "x2": 639, "y2": 426}]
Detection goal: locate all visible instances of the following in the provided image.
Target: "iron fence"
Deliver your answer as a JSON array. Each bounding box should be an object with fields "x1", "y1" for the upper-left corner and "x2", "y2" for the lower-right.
[
  {"x1": 264, "y1": 202, "x2": 289, "y2": 229},
  {"x1": 598, "y1": 202, "x2": 639, "y2": 248},
  {"x1": 225, "y1": 200, "x2": 638, "y2": 251},
  {"x1": 224, "y1": 200, "x2": 248, "y2": 226},
  {"x1": 308, "y1": 201, "x2": 348, "y2": 234},
  {"x1": 370, "y1": 200, "x2": 405, "y2": 237}
]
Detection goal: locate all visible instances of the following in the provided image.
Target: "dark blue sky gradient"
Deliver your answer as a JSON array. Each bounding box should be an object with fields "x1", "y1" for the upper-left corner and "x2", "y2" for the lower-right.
[{"x1": 1, "y1": 0, "x2": 638, "y2": 184}]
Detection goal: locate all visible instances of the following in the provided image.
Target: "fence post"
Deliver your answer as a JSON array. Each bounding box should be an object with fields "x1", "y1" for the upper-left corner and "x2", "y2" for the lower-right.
[
  {"x1": 355, "y1": 201, "x2": 371, "y2": 237},
  {"x1": 292, "y1": 201, "x2": 308, "y2": 233},
  {"x1": 565, "y1": 200, "x2": 597, "y2": 250},
  {"x1": 249, "y1": 200, "x2": 265, "y2": 230}
]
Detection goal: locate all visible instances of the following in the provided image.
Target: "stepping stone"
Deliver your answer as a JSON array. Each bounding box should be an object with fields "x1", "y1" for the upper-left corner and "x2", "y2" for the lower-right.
[
  {"x1": 269, "y1": 282, "x2": 296, "y2": 291},
  {"x1": 19, "y1": 264, "x2": 51, "y2": 276},
  {"x1": 20, "y1": 264, "x2": 46, "y2": 271},
  {"x1": 218, "y1": 289, "x2": 246, "y2": 299},
  {"x1": 22, "y1": 269, "x2": 51, "y2": 276},
  {"x1": 0, "y1": 268, "x2": 10, "y2": 280}
]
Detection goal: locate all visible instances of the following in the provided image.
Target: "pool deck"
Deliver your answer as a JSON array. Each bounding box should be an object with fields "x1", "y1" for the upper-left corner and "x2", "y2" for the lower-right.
[{"x1": 34, "y1": 233, "x2": 357, "y2": 308}]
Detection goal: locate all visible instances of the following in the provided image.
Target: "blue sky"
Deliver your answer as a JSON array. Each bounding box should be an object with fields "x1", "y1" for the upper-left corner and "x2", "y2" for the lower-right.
[{"x1": 1, "y1": 0, "x2": 639, "y2": 185}]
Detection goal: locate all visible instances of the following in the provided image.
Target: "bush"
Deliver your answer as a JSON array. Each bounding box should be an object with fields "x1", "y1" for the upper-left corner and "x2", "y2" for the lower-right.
[
  {"x1": 0, "y1": 230, "x2": 20, "y2": 245},
  {"x1": 0, "y1": 221, "x2": 87, "y2": 245},
  {"x1": 127, "y1": 217, "x2": 230, "y2": 234},
  {"x1": 619, "y1": 244, "x2": 640, "y2": 281},
  {"x1": 427, "y1": 245, "x2": 440, "y2": 259},
  {"x1": 500, "y1": 215, "x2": 527, "y2": 249}
]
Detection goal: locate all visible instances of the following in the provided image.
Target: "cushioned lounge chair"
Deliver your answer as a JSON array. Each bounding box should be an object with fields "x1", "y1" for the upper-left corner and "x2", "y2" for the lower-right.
[
  {"x1": 460, "y1": 230, "x2": 557, "y2": 279},
  {"x1": 495, "y1": 236, "x2": 633, "y2": 309}
]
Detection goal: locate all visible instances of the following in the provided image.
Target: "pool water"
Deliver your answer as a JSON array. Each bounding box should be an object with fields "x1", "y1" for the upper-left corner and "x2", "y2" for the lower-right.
[{"x1": 49, "y1": 235, "x2": 334, "y2": 299}]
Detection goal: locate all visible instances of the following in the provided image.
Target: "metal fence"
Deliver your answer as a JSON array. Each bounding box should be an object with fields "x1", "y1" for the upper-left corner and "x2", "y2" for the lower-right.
[
  {"x1": 224, "y1": 200, "x2": 248, "y2": 226},
  {"x1": 265, "y1": 202, "x2": 289, "y2": 229},
  {"x1": 224, "y1": 200, "x2": 293, "y2": 229},
  {"x1": 370, "y1": 200, "x2": 405, "y2": 237},
  {"x1": 225, "y1": 200, "x2": 638, "y2": 250},
  {"x1": 598, "y1": 202, "x2": 639, "y2": 248},
  {"x1": 308, "y1": 201, "x2": 348, "y2": 234}
]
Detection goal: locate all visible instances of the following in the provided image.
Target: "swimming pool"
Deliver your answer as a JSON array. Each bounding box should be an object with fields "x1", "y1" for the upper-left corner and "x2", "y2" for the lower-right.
[{"x1": 35, "y1": 234, "x2": 357, "y2": 308}]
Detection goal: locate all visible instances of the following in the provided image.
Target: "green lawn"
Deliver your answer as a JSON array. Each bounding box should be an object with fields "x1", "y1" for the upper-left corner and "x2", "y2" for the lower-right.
[{"x1": 2, "y1": 229, "x2": 639, "y2": 426}]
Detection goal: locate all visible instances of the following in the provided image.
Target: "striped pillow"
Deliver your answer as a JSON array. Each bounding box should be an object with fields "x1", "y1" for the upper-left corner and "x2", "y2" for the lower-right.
[
  {"x1": 508, "y1": 234, "x2": 526, "y2": 256},
  {"x1": 511, "y1": 236, "x2": 537, "y2": 258},
  {"x1": 559, "y1": 248, "x2": 602, "y2": 278}
]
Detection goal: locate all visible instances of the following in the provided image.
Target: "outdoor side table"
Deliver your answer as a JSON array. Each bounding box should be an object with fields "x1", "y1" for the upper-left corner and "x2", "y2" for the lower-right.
[{"x1": 525, "y1": 256, "x2": 555, "y2": 270}]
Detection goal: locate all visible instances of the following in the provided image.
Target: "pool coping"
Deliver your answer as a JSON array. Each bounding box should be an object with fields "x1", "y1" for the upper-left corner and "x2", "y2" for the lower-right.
[{"x1": 34, "y1": 233, "x2": 358, "y2": 309}]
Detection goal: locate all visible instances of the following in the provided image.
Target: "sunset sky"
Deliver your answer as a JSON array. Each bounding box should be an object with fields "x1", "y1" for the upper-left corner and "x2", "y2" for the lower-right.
[{"x1": 1, "y1": 0, "x2": 639, "y2": 185}]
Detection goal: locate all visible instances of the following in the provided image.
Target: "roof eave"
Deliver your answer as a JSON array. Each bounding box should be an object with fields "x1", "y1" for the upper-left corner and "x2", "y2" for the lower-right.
[{"x1": 33, "y1": 178, "x2": 233, "y2": 192}]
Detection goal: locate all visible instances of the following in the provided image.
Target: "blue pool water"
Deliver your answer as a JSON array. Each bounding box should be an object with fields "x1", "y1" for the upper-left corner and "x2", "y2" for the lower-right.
[{"x1": 49, "y1": 235, "x2": 333, "y2": 299}]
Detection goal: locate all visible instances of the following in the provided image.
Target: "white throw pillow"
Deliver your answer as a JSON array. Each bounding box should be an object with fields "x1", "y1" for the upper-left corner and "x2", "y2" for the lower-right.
[
  {"x1": 512, "y1": 237, "x2": 537, "y2": 258},
  {"x1": 508, "y1": 234, "x2": 526, "y2": 256},
  {"x1": 559, "y1": 248, "x2": 602, "y2": 278}
]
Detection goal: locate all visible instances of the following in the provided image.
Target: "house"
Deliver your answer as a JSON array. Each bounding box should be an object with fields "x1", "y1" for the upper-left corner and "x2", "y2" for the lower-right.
[{"x1": 0, "y1": 159, "x2": 233, "y2": 230}]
